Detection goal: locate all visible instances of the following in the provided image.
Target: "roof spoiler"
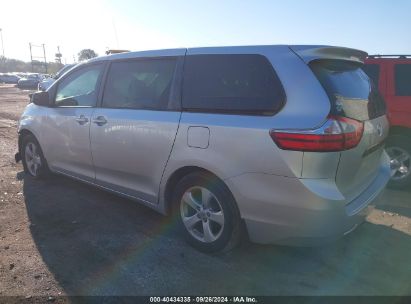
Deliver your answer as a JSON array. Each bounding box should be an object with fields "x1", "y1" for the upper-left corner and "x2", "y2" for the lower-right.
[{"x1": 289, "y1": 45, "x2": 368, "y2": 64}]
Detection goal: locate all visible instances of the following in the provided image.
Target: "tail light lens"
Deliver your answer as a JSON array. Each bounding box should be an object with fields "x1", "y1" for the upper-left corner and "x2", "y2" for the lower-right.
[{"x1": 270, "y1": 116, "x2": 364, "y2": 152}]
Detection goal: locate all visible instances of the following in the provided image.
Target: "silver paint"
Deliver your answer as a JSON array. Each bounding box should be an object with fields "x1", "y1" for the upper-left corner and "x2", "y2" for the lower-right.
[{"x1": 18, "y1": 45, "x2": 391, "y2": 245}]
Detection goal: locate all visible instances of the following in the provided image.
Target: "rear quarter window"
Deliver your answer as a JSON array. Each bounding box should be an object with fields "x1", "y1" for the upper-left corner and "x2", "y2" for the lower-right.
[
  {"x1": 394, "y1": 64, "x2": 411, "y2": 96},
  {"x1": 182, "y1": 54, "x2": 285, "y2": 115}
]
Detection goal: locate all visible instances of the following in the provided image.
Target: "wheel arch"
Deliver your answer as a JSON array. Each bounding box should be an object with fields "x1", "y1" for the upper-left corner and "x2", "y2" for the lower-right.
[
  {"x1": 162, "y1": 166, "x2": 237, "y2": 215},
  {"x1": 18, "y1": 129, "x2": 37, "y2": 152},
  {"x1": 18, "y1": 128, "x2": 49, "y2": 166}
]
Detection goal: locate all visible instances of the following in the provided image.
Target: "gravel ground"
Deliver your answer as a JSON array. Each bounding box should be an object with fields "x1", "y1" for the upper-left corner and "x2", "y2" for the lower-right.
[{"x1": 0, "y1": 84, "x2": 410, "y2": 298}]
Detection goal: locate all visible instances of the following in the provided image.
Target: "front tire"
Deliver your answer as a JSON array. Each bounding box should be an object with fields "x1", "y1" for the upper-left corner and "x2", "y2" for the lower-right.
[
  {"x1": 21, "y1": 135, "x2": 49, "y2": 179},
  {"x1": 172, "y1": 172, "x2": 241, "y2": 253},
  {"x1": 386, "y1": 135, "x2": 411, "y2": 190}
]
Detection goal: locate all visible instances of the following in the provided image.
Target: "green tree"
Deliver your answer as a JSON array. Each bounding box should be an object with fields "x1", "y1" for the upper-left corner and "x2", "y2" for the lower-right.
[{"x1": 78, "y1": 49, "x2": 98, "y2": 61}]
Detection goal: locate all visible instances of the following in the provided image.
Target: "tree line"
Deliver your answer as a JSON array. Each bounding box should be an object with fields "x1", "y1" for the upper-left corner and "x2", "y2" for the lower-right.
[{"x1": 0, "y1": 49, "x2": 98, "y2": 74}]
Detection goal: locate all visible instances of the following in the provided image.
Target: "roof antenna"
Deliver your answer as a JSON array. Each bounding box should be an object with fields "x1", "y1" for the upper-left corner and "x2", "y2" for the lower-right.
[{"x1": 112, "y1": 18, "x2": 120, "y2": 48}]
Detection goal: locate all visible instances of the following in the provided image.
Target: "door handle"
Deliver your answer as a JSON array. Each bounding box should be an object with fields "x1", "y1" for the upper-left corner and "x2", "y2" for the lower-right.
[
  {"x1": 92, "y1": 116, "x2": 107, "y2": 126},
  {"x1": 75, "y1": 115, "x2": 89, "y2": 125}
]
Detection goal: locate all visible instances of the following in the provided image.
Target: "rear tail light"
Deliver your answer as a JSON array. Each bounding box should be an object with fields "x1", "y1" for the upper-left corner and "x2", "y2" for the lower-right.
[{"x1": 270, "y1": 115, "x2": 364, "y2": 152}]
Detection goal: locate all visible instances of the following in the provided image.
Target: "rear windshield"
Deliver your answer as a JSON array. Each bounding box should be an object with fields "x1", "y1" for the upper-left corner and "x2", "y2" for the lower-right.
[{"x1": 311, "y1": 60, "x2": 386, "y2": 121}]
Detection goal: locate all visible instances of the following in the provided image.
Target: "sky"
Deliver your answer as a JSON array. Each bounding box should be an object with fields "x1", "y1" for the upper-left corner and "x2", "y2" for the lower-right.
[{"x1": 0, "y1": 0, "x2": 410, "y2": 63}]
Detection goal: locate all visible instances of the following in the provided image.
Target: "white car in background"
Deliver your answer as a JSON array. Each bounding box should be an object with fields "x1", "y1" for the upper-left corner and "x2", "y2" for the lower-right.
[{"x1": 38, "y1": 64, "x2": 75, "y2": 91}]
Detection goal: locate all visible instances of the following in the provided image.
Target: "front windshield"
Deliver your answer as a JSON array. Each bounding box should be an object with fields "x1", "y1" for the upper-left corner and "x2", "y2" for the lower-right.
[{"x1": 55, "y1": 65, "x2": 74, "y2": 79}]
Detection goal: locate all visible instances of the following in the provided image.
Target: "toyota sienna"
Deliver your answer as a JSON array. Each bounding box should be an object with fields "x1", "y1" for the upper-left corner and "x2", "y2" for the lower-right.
[{"x1": 16, "y1": 45, "x2": 391, "y2": 252}]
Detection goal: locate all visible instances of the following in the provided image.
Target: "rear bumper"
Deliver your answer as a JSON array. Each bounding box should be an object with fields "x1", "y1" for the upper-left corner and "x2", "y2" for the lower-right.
[{"x1": 225, "y1": 153, "x2": 391, "y2": 246}]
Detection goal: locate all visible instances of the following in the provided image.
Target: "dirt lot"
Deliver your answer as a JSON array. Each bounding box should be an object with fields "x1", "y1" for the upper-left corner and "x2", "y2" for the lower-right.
[{"x1": 0, "y1": 84, "x2": 410, "y2": 297}]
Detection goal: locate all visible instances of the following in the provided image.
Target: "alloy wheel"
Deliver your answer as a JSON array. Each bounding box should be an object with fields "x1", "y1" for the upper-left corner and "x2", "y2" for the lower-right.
[
  {"x1": 386, "y1": 146, "x2": 411, "y2": 181},
  {"x1": 180, "y1": 186, "x2": 225, "y2": 243},
  {"x1": 25, "y1": 142, "x2": 42, "y2": 177}
]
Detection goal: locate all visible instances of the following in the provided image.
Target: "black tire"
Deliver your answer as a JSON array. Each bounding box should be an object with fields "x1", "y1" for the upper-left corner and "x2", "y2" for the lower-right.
[
  {"x1": 386, "y1": 135, "x2": 411, "y2": 190},
  {"x1": 21, "y1": 134, "x2": 50, "y2": 179},
  {"x1": 172, "y1": 172, "x2": 242, "y2": 253}
]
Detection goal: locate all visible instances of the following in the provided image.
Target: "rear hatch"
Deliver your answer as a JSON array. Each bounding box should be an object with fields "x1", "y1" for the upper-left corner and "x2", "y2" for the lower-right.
[{"x1": 310, "y1": 58, "x2": 388, "y2": 201}]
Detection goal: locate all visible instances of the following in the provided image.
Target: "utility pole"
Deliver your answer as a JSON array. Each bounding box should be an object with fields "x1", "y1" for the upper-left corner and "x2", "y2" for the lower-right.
[
  {"x1": 29, "y1": 42, "x2": 47, "y2": 73},
  {"x1": 42, "y1": 44, "x2": 47, "y2": 73},
  {"x1": 0, "y1": 28, "x2": 4, "y2": 58},
  {"x1": 29, "y1": 43, "x2": 33, "y2": 72},
  {"x1": 55, "y1": 46, "x2": 62, "y2": 64}
]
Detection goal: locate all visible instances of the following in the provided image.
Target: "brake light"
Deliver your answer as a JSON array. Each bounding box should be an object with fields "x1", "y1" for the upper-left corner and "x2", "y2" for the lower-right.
[{"x1": 270, "y1": 116, "x2": 364, "y2": 152}]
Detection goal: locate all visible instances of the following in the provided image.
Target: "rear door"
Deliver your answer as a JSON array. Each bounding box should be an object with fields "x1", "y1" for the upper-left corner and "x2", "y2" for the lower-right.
[
  {"x1": 310, "y1": 59, "x2": 388, "y2": 201},
  {"x1": 90, "y1": 56, "x2": 183, "y2": 204}
]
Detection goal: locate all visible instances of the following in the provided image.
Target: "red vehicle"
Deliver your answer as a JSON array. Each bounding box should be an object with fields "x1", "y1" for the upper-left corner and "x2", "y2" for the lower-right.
[{"x1": 363, "y1": 55, "x2": 411, "y2": 189}]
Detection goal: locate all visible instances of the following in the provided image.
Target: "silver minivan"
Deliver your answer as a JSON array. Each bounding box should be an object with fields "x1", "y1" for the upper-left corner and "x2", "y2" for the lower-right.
[{"x1": 16, "y1": 45, "x2": 391, "y2": 252}]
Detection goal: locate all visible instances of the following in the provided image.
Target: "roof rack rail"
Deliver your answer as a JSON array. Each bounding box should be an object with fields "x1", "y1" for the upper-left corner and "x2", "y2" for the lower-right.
[
  {"x1": 368, "y1": 54, "x2": 411, "y2": 59},
  {"x1": 105, "y1": 49, "x2": 130, "y2": 55}
]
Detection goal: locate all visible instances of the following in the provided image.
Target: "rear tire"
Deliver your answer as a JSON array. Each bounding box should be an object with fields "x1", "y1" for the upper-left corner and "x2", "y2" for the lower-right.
[
  {"x1": 172, "y1": 172, "x2": 241, "y2": 253},
  {"x1": 386, "y1": 135, "x2": 411, "y2": 190},
  {"x1": 21, "y1": 134, "x2": 50, "y2": 179}
]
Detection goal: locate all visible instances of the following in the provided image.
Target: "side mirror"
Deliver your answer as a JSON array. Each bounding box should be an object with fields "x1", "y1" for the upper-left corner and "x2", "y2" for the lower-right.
[{"x1": 30, "y1": 91, "x2": 50, "y2": 106}]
